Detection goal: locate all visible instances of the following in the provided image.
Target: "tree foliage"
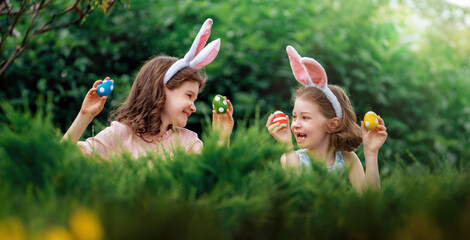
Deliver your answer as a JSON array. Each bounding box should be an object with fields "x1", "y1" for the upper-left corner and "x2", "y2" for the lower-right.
[
  {"x1": 1, "y1": 0, "x2": 469, "y2": 164},
  {"x1": 0, "y1": 0, "x2": 124, "y2": 75}
]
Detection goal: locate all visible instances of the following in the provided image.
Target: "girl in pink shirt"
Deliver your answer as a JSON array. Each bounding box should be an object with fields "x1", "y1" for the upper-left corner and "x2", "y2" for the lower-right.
[{"x1": 62, "y1": 19, "x2": 233, "y2": 159}]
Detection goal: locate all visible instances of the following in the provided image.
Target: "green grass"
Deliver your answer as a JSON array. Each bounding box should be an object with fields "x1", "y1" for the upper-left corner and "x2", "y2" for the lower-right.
[{"x1": 0, "y1": 103, "x2": 469, "y2": 240}]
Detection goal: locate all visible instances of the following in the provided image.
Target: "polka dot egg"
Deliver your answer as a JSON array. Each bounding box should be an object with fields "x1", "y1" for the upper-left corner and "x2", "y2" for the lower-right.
[
  {"x1": 364, "y1": 111, "x2": 378, "y2": 130},
  {"x1": 272, "y1": 111, "x2": 288, "y2": 129},
  {"x1": 212, "y1": 94, "x2": 228, "y2": 114},
  {"x1": 96, "y1": 80, "x2": 114, "y2": 97}
]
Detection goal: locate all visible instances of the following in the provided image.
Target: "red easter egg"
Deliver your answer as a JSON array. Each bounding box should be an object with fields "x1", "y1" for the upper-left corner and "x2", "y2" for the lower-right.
[{"x1": 272, "y1": 111, "x2": 288, "y2": 129}]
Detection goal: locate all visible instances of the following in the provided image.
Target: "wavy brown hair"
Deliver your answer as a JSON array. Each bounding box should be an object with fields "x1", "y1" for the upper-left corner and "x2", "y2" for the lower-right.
[
  {"x1": 294, "y1": 85, "x2": 362, "y2": 152},
  {"x1": 111, "y1": 56, "x2": 206, "y2": 141}
]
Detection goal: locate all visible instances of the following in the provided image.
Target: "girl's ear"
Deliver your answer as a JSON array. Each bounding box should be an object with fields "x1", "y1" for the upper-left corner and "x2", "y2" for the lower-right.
[
  {"x1": 301, "y1": 58, "x2": 327, "y2": 87},
  {"x1": 286, "y1": 46, "x2": 310, "y2": 86},
  {"x1": 327, "y1": 117, "x2": 341, "y2": 133},
  {"x1": 163, "y1": 84, "x2": 169, "y2": 93},
  {"x1": 190, "y1": 38, "x2": 221, "y2": 68}
]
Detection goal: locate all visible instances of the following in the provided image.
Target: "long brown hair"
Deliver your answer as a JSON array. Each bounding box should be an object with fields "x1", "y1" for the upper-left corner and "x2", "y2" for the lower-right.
[
  {"x1": 111, "y1": 56, "x2": 206, "y2": 141},
  {"x1": 294, "y1": 85, "x2": 362, "y2": 151}
]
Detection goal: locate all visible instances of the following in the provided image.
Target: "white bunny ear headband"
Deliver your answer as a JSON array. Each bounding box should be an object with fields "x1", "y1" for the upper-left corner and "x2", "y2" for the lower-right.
[
  {"x1": 286, "y1": 45, "x2": 343, "y2": 119},
  {"x1": 163, "y1": 18, "x2": 221, "y2": 84}
]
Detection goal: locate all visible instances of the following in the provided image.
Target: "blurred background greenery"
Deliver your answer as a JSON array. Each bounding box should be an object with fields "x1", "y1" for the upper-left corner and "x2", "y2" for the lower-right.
[
  {"x1": 1, "y1": 0, "x2": 469, "y2": 163},
  {"x1": 1, "y1": 0, "x2": 470, "y2": 238}
]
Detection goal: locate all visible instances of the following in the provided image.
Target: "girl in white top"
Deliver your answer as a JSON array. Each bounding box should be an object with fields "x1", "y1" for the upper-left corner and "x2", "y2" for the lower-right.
[{"x1": 267, "y1": 46, "x2": 388, "y2": 193}]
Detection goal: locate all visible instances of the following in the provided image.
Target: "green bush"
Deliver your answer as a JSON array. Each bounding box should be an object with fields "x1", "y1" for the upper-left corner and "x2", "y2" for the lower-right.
[{"x1": 0, "y1": 102, "x2": 470, "y2": 239}]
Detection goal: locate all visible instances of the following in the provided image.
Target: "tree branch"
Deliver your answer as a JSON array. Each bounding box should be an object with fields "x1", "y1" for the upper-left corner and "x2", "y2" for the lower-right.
[
  {"x1": 0, "y1": 0, "x2": 117, "y2": 76},
  {"x1": 1, "y1": 0, "x2": 26, "y2": 47},
  {"x1": 21, "y1": 1, "x2": 45, "y2": 47},
  {"x1": 0, "y1": 0, "x2": 84, "y2": 76}
]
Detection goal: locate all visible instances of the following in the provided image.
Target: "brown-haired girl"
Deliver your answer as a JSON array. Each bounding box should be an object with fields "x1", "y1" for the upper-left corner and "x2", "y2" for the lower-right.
[
  {"x1": 267, "y1": 46, "x2": 387, "y2": 192},
  {"x1": 63, "y1": 19, "x2": 233, "y2": 159}
]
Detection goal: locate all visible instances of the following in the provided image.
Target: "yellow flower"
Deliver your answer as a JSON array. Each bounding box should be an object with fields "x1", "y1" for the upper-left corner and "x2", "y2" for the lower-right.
[
  {"x1": 0, "y1": 218, "x2": 26, "y2": 240},
  {"x1": 69, "y1": 209, "x2": 104, "y2": 240},
  {"x1": 42, "y1": 226, "x2": 73, "y2": 240}
]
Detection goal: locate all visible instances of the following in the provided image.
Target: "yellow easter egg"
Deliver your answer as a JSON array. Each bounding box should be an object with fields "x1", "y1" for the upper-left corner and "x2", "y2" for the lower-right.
[{"x1": 364, "y1": 111, "x2": 378, "y2": 130}]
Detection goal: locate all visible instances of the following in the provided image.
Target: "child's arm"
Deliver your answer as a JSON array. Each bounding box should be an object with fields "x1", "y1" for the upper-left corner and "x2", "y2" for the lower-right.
[
  {"x1": 267, "y1": 114, "x2": 299, "y2": 168},
  {"x1": 280, "y1": 151, "x2": 300, "y2": 169},
  {"x1": 346, "y1": 116, "x2": 387, "y2": 192},
  {"x1": 62, "y1": 78, "x2": 112, "y2": 143},
  {"x1": 212, "y1": 96, "x2": 234, "y2": 146}
]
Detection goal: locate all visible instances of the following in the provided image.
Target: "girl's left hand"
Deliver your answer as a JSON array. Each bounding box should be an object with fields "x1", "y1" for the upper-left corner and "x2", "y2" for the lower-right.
[
  {"x1": 361, "y1": 115, "x2": 388, "y2": 154},
  {"x1": 212, "y1": 96, "x2": 234, "y2": 140}
]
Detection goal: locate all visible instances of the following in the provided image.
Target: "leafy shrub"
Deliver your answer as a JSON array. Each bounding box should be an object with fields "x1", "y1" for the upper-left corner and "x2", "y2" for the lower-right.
[{"x1": 1, "y1": 102, "x2": 470, "y2": 239}]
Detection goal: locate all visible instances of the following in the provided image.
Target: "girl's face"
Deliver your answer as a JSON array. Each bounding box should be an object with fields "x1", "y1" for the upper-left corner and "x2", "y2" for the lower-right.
[
  {"x1": 162, "y1": 80, "x2": 199, "y2": 128},
  {"x1": 291, "y1": 97, "x2": 330, "y2": 150}
]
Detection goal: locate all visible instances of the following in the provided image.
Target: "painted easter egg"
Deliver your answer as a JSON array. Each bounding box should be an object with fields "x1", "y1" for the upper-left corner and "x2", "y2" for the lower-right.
[
  {"x1": 212, "y1": 94, "x2": 228, "y2": 114},
  {"x1": 364, "y1": 111, "x2": 379, "y2": 130},
  {"x1": 96, "y1": 79, "x2": 114, "y2": 97},
  {"x1": 272, "y1": 110, "x2": 288, "y2": 129}
]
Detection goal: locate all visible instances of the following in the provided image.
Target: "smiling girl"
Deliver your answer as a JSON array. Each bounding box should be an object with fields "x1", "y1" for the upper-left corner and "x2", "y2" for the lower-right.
[
  {"x1": 62, "y1": 19, "x2": 234, "y2": 159},
  {"x1": 267, "y1": 46, "x2": 387, "y2": 192}
]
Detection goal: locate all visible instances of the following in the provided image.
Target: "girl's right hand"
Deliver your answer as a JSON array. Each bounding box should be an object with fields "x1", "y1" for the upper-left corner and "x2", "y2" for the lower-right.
[
  {"x1": 266, "y1": 113, "x2": 293, "y2": 148},
  {"x1": 79, "y1": 77, "x2": 113, "y2": 118}
]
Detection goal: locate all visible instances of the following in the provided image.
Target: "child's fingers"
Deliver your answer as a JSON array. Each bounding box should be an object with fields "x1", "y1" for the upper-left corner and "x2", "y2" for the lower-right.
[
  {"x1": 267, "y1": 122, "x2": 280, "y2": 133},
  {"x1": 376, "y1": 125, "x2": 387, "y2": 132},
  {"x1": 377, "y1": 131, "x2": 388, "y2": 138},
  {"x1": 360, "y1": 121, "x2": 368, "y2": 135},
  {"x1": 224, "y1": 97, "x2": 233, "y2": 114},
  {"x1": 212, "y1": 110, "x2": 217, "y2": 123},
  {"x1": 87, "y1": 88, "x2": 98, "y2": 97},
  {"x1": 92, "y1": 79, "x2": 103, "y2": 88},
  {"x1": 378, "y1": 115, "x2": 385, "y2": 126},
  {"x1": 103, "y1": 76, "x2": 115, "y2": 84},
  {"x1": 266, "y1": 114, "x2": 274, "y2": 128}
]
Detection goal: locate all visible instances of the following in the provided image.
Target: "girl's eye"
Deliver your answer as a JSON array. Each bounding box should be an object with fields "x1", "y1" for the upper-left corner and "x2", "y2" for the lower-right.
[
  {"x1": 303, "y1": 116, "x2": 309, "y2": 120},
  {"x1": 187, "y1": 94, "x2": 192, "y2": 98}
]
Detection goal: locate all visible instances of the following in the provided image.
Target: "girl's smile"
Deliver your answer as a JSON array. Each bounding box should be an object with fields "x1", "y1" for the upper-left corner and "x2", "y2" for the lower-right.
[
  {"x1": 291, "y1": 97, "x2": 330, "y2": 150},
  {"x1": 163, "y1": 81, "x2": 199, "y2": 128}
]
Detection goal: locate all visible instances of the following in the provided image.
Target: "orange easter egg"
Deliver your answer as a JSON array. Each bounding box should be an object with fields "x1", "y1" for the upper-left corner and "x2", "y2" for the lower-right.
[{"x1": 272, "y1": 111, "x2": 288, "y2": 129}]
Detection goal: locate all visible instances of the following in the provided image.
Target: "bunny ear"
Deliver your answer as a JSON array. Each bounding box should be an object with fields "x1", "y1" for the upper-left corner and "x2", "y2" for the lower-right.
[
  {"x1": 164, "y1": 18, "x2": 220, "y2": 85},
  {"x1": 301, "y1": 57, "x2": 327, "y2": 87},
  {"x1": 190, "y1": 38, "x2": 220, "y2": 68},
  {"x1": 184, "y1": 18, "x2": 213, "y2": 60},
  {"x1": 286, "y1": 46, "x2": 311, "y2": 86}
]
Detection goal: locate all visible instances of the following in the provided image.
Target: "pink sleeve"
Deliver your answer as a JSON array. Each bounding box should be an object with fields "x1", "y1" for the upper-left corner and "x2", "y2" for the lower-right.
[
  {"x1": 77, "y1": 121, "x2": 126, "y2": 159},
  {"x1": 177, "y1": 128, "x2": 203, "y2": 153}
]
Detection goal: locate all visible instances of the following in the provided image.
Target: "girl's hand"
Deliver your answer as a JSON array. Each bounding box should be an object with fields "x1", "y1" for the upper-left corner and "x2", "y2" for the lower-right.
[
  {"x1": 266, "y1": 113, "x2": 293, "y2": 149},
  {"x1": 361, "y1": 115, "x2": 388, "y2": 154},
  {"x1": 80, "y1": 77, "x2": 113, "y2": 118},
  {"x1": 212, "y1": 96, "x2": 234, "y2": 140}
]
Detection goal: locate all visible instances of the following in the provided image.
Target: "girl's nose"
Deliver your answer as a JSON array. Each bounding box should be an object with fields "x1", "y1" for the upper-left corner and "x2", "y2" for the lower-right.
[
  {"x1": 189, "y1": 101, "x2": 196, "y2": 113},
  {"x1": 291, "y1": 119, "x2": 300, "y2": 129}
]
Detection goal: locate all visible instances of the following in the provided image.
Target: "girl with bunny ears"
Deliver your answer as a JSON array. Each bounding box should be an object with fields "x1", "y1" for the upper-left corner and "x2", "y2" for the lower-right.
[
  {"x1": 63, "y1": 18, "x2": 234, "y2": 159},
  {"x1": 267, "y1": 46, "x2": 387, "y2": 192}
]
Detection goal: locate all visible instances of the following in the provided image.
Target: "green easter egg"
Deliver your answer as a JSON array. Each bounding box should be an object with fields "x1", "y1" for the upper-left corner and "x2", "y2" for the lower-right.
[{"x1": 212, "y1": 94, "x2": 228, "y2": 114}]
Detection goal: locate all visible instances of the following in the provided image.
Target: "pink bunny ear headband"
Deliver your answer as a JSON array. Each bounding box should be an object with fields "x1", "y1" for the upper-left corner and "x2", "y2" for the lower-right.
[
  {"x1": 286, "y1": 45, "x2": 343, "y2": 119},
  {"x1": 163, "y1": 18, "x2": 221, "y2": 84}
]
